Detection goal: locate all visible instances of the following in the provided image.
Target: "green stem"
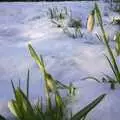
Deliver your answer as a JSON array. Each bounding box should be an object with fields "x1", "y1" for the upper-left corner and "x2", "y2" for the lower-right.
[
  {"x1": 100, "y1": 22, "x2": 120, "y2": 83},
  {"x1": 94, "y1": 4, "x2": 120, "y2": 83}
]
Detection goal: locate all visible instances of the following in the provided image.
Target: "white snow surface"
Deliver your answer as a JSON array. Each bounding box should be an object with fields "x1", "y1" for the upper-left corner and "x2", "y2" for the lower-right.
[{"x1": 0, "y1": 1, "x2": 120, "y2": 120}]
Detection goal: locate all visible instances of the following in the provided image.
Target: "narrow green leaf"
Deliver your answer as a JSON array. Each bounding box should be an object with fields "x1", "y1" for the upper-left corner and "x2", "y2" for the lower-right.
[
  {"x1": 27, "y1": 69, "x2": 30, "y2": 99},
  {"x1": 81, "y1": 76, "x2": 101, "y2": 83},
  {"x1": 104, "y1": 55, "x2": 119, "y2": 82},
  {"x1": 11, "y1": 80, "x2": 16, "y2": 97},
  {"x1": 71, "y1": 94, "x2": 106, "y2": 120},
  {"x1": 8, "y1": 100, "x2": 18, "y2": 118},
  {"x1": 28, "y1": 44, "x2": 42, "y2": 70},
  {"x1": 94, "y1": 3, "x2": 103, "y2": 25}
]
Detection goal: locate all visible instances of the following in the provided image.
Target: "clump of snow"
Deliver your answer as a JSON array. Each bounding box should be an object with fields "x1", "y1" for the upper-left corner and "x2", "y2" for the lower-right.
[{"x1": 0, "y1": 1, "x2": 120, "y2": 120}]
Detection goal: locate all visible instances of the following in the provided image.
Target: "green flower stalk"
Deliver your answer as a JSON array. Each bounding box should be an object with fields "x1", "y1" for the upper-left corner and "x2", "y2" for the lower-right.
[{"x1": 86, "y1": 3, "x2": 120, "y2": 89}]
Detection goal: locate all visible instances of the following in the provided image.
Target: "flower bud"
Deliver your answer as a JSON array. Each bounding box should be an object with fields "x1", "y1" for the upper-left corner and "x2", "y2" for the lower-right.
[{"x1": 87, "y1": 10, "x2": 95, "y2": 32}]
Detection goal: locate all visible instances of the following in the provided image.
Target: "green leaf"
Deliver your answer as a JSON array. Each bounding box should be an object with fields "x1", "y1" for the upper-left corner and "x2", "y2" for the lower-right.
[
  {"x1": 71, "y1": 94, "x2": 106, "y2": 120},
  {"x1": 82, "y1": 76, "x2": 101, "y2": 83},
  {"x1": 26, "y1": 69, "x2": 30, "y2": 99},
  {"x1": 55, "y1": 92, "x2": 64, "y2": 108},
  {"x1": 11, "y1": 80, "x2": 16, "y2": 98},
  {"x1": 17, "y1": 88, "x2": 33, "y2": 113},
  {"x1": 104, "y1": 55, "x2": 120, "y2": 83},
  {"x1": 8, "y1": 100, "x2": 18, "y2": 118},
  {"x1": 28, "y1": 44, "x2": 43, "y2": 72},
  {"x1": 115, "y1": 32, "x2": 120, "y2": 55},
  {"x1": 104, "y1": 55, "x2": 117, "y2": 77},
  {"x1": 94, "y1": 3, "x2": 103, "y2": 26}
]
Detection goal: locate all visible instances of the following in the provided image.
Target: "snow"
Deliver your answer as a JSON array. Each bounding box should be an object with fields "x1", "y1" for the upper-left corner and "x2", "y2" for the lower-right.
[{"x1": 0, "y1": 1, "x2": 120, "y2": 120}]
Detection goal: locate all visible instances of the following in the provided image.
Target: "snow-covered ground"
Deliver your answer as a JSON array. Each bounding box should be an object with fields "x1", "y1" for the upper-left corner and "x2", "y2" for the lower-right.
[{"x1": 0, "y1": 1, "x2": 120, "y2": 120}]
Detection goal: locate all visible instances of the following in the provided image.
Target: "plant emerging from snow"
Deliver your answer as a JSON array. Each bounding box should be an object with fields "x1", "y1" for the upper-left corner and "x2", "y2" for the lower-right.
[
  {"x1": 0, "y1": 44, "x2": 106, "y2": 120},
  {"x1": 48, "y1": 7, "x2": 69, "y2": 28},
  {"x1": 28, "y1": 44, "x2": 76, "y2": 96},
  {"x1": 48, "y1": 7, "x2": 68, "y2": 20},
  {"x1": 63, "y1": 18, "x2": 83, "y2": 39},
  {"x1": 86, "y1": 3, "x2": 120, "y2": 89},
  {"x1": 48, "y1": 7, "x2": 83, "y2": 39}
]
